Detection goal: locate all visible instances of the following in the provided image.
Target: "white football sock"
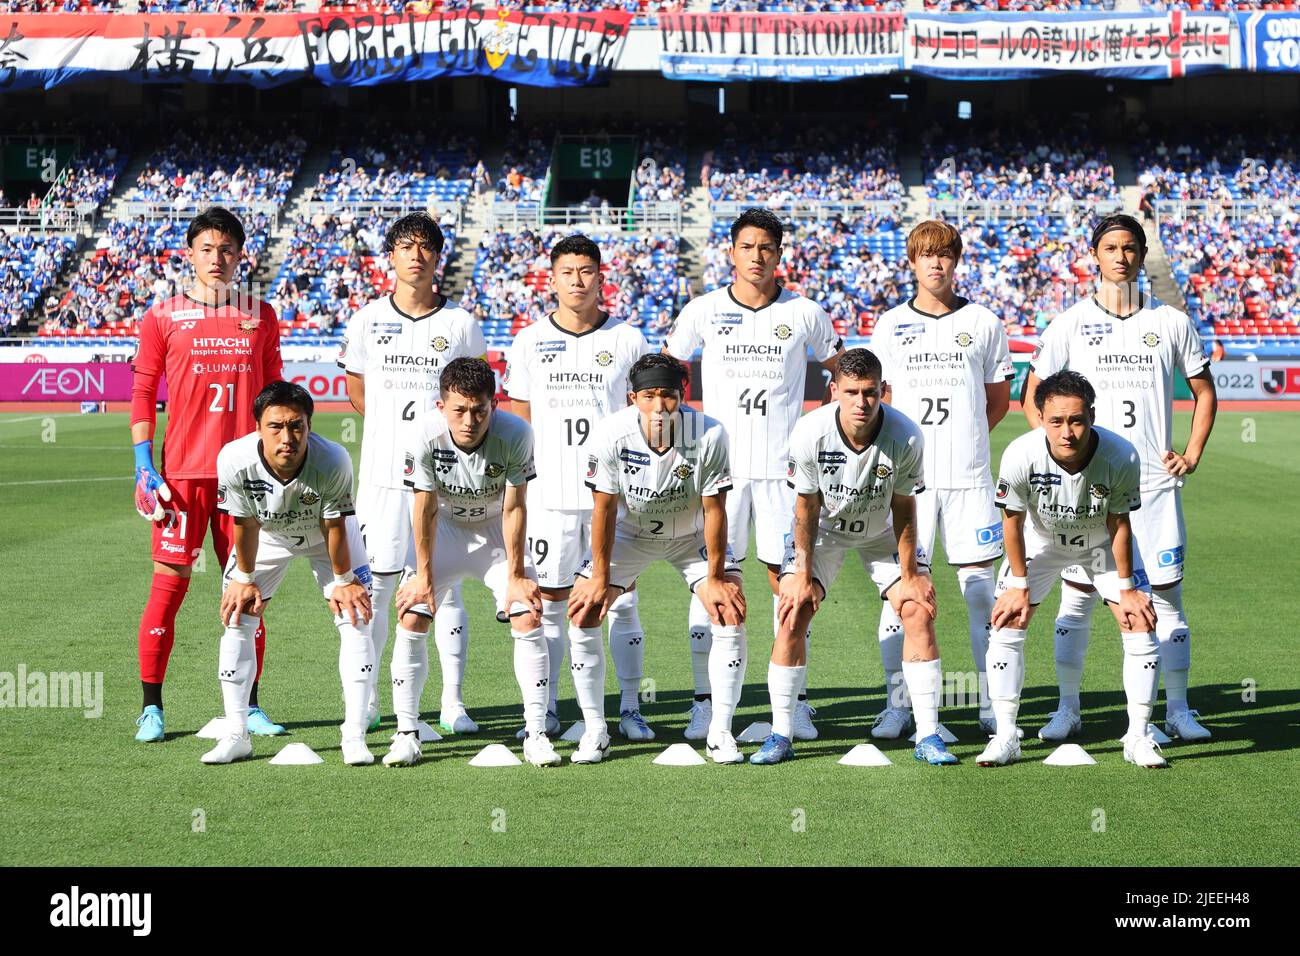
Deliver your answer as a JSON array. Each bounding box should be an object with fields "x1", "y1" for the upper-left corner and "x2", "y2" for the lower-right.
[
  {"x1": 768, "y1": 661, "x2": 803, "y2": 739},
  {"x1": 336, "y1": 619, "x2": 374, "y2": 739},
  {"x1": 773, "y1": 594, "x2": 811, "y2": 698},
  {"x1": 878, "y1": 603, "x2": 909, "y2": 711},
  {"x1": 1054, "y1": 585, "x2": 1095, "y2": 714},
  {"x1": 1152, "y1": 585, "x2": 1191, "y2": 714},
  {"x1": 540, "y1": 599, "x2": 566, "y2": 714},
  {"x1": 365, "y1": 571, "x2": 398, "y2": 714},
  {"x1": 434, "y1": 585, "x2": 468, "y2": 713},
  {"x1": 707, "y1": 623, "x2": 747, "y2": 734},
  {"x1": 568, "y1": 623, "x2": 607, "y2": 735},
  {"x1": 958, "y1": 565, "x2": 995, "y2": 713},
  {"x1": 390, "y1": 625, "x2": 429, "y2": 733},
  {"x1": 689, "y1": 594, "x2": 713, "y2": 697},
  {"x1": 217, "y1": 613, "x2": 259, "y2": 736},
  {"x1": 902, "y1": 658, "x2": 943, "y2": 740},
  {"x1": 1122, "y1": 630, "x2": 1160, "y2": 738},
  {"x1": 607, "y1": 589, "x2": 644, "y2": 712},
  {"x1": 512, "y1": 626, "x2": 549, "y2": 735},
  {"x1": 986, "y1": 628, "x2": 1026, "y2": 738}
]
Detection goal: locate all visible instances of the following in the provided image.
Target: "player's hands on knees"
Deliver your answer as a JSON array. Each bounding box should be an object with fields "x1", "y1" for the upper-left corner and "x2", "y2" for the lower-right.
[
  {"x1": 698, "y1": 574, "x2": 746, "y2": 627},
  {"x1": 330, "y1": 582, "x2": 372, "y2": 626},
  {"x1": 221, "y1": 582, "x2": 264, "y2": 627},
  {"x1": 1119, "y1": 588, "x2": 1157, "y2": 633},
  {"x1": 895, "y1": 573, "x2": 937, "y2": 620},
  {"x1": 395, "y1": 574, "x2": 432, "y2": 618},
  {"x1": 567, "y1": 576, "x2": 613, "y2": 624},
  {"x1": 508, "y1": 575, "x2": 542, "y2": 618},
  {"x1": 991, "y1": 587, "x2": 1030, "y2": 630},
  {"x1": 777, "y1": 572, "x2": 819, "y2": 631}
]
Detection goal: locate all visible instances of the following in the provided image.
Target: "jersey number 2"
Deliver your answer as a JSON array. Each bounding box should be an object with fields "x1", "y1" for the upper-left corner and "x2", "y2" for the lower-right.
[{"x1": 208, "y1": 383, "x2": 235, "y2": 412}]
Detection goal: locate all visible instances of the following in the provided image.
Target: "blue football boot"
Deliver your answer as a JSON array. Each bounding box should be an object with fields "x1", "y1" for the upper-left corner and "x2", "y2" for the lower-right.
[
  {"x1": 247, "y1": 705, "x2": 286, "y2": 736},
  {"x1": 913, "y1": 732, "x2": 959, "y2": 765},
  {"x1": 749, "y1": 732, "x2": 796, "y2": 765},
  {"x1": 134, "y1": 705, "x2": 164, "y2": 743}
]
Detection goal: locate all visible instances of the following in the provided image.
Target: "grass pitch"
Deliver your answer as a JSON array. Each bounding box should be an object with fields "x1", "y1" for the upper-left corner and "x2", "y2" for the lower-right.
[{"x1": 0, "y1": 409, "x2": 1297, "y2": 866}]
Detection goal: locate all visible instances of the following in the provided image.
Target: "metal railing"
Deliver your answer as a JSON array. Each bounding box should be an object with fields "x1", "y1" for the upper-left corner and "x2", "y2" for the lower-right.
[
  {"x1": 297, "y1": 199, "x2": 462, "y2": 228},
  {"x1": 487, "y1": 202, "x2": 682, "y2": 233},
  {"x1": 710, "y1": 200, "x2": 902, "y2": 224},
  {"x1": 0, "y1": 206, "x2": 93, "y2": 233},
  {"x1": 1154, "y1": 199, "x2": 1300, "y2": 227},
  {"x1": 928, "y1": 198, "x2": 1124, "y2": 220},
  {"x1": 121, "y1": 201, "x2": 281, "y2": 231}
]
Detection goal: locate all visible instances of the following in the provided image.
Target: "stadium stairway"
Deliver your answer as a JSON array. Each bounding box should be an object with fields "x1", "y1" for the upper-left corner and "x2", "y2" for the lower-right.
[
  {"x1": 679, "y1": 173, "x2": 713, "y2": 297},
  {"x1": 1141, "y1": 212, "x2": 1188, "y2": 314},
  {"x1": 257, "y1": 147, "x2": 337, "y2": 295}
]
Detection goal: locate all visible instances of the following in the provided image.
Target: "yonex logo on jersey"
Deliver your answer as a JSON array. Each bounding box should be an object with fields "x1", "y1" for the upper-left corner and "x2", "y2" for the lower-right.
[
  {"x1": 1156, "y1": 547, "x2": 1184, "y2": 568},
  {"x1": 954, "y1": 332, "x2": 973, "y2": 348},
  {"x1": 1143, "y1": 332, "x2": 1161, "y2": 348},
  {"x1": 485, "y1": 463, "x2": 504, "y2": 478},
  {"x1": 300, "y1": 490, "x2": 320, "y2": 506},
  {"x1": 178, "y1": 322, "x2": 197, "y2": 331},
  {"x1": 243, "y1": 479, "x2": 273, "y2": 500},
  {"x1": 895, "y1": 322, "x2": 926, "y2": 345},
  {"x1": 374, "y1": 334, "x2": 394, "y2": 345},
  {"x1": 595, "y1": 351, "x2": 614, "y2": 367},
  {"x1": 1089, "y1": 483, "x2": 1109, "y2": 499},
  {"x1": 774, "y1": 324, "x2": 792, "y2": 341},
  {"x1": 976, "y1": 522, "x2": 1003, "y2": 545}
]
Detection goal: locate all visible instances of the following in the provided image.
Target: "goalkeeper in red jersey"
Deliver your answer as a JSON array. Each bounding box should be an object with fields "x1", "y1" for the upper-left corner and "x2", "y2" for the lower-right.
[{"x1": 130, "y1": 207, "x2": 284, "y2": 742}]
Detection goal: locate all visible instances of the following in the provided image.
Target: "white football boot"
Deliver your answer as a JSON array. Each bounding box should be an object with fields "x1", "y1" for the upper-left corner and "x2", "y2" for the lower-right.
[
  {"x1": 792, "y1": 701, "x2": 819, "y2": 741},
  {"x1": 1124, "y1": 732, "x2": 1169, "y2": 768},
  {"x1": 341, "y1": 736, "x2": 375, "y2": 766},
  {"x1": 976, "y1": 735, "x2": 1022, "y2": 767},
  {"x1": 1164, "y1": 708, "x2": 1211, "y2": 742},
  {"x1": 439, "y1": 706, "x2": 479, "y2": 735},
  {"x1": 684, "y1": 699, "x2": 712, "y2": 740},
  {"x1": 515, "y1": 710, "x2": 562, "y2": 741},
  {"x1": 979, "y1": 716, "x2": 1025, "y2": 739},
  {"x1": 571, "y1": 728, "x2": 611, "y2": 764},
  {"x1": 706, "y1": 728, "x2": 745, "y2": 765},
  {"x1": 382, "y1": 731, "x2": 421, "y2": 767},
  {"x1": 618, "y1": 709, "x2": 656, "y2": 741},
  {"x1": 201, "y1": 732, "x2": 252, "y2": 765},
  {"x1": 869, "y1": 706, "x2": 913, "y2": 740},
  {"x1": 1037, "y1": 708, "x2": 1083, "y2": 741},
  {"x1": 522, "y1": 731, "x2": 562, "y2": 767}
]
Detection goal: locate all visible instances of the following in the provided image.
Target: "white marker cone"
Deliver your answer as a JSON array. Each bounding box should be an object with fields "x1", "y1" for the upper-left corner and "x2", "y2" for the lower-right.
[
  {"x1": 417, "y1": 721, "x2": 442, "y2": 743},
  {"x1": 469, "y1": 744, "x2": 523, "y2": 767},
  {"x1": 560, "y1": 721, "x2": 586, "y2": 742},
  {"x1": 839, "y1": 744, "x2": 893, "y2": 767},
  {"x1": 269, "y1": 742, "x2": 323, "y2": 765},
  {"x1": 195, "y1": 717, "x2": 227, "y2": 740},
  {"x1": 1043, "y1": 743, "x2": 1097, "y2": 766},
  {"x1": 908, "y1": 723, "x2": 957, "y2": 744},
  {"x1": 737, "y1": 721, "x2": 773, "y2": 743},
  {"x1": 652, "y1": 743, "x2": 707, "y2": 766}
]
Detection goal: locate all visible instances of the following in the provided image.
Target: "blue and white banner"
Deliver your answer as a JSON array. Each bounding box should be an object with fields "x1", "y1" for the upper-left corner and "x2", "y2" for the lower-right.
[
  {"x1": 904, "y1": 12, "x2": 1231, "y2": 80},
  {"x1": 1238, "y1": 12, "x2": 1300, "y2": 72},
  {"x1": 0, "y1": 8, "x2": 630, "y2": 90}
]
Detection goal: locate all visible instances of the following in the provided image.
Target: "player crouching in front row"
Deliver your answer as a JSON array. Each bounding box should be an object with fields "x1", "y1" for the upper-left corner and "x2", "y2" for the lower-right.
[
  {"x1": 981, "y1": 370, "x2": 1164, "y2": 769},
  {"x1": 203, "y1": 381, "x2": 376, "y2": 765},
  {"x1": 755, "y1": 347, "x2": 955, "y2": 766},
  {"x1": 568, "y1": 354, "x2": 750, "y2": 764},
  {"x1": 391, "y1": 359, "x2": 551, "y2": 767}
]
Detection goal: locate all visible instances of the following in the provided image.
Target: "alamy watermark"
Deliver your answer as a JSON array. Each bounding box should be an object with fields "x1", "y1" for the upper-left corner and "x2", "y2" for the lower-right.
[{"x1": 0, "y1": 665, "x2": 103, "y2": 717}]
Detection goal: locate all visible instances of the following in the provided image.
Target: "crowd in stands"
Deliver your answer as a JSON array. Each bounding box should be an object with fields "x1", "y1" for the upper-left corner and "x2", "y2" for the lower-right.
[
  {"x1": 924, "y1": 1, "x2": 1115, "y2": 10},
  {"x1": 2, "y1": 233, "x2": 76, "y2": 334},
  {"x1": 314, "y1": 128, "x2": 478, "y2": 209},
  {"x1": 131, "y1": 127, "x2": 304, "y2": 209},
  {"x1": 711, "y1": 2, "x2": 904, "y2": 11},
  {"x1": 496, "y1": 127, "x2": 552, "y2": 204},
  {"x1": 1136, "y1": 127, "x2": 1300, "y2": 204}
]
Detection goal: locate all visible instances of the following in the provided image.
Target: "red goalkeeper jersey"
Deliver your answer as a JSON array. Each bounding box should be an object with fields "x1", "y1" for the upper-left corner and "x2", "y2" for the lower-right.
[{"x1": 131, "y1": 292, "x2": 283, "y2": 480}]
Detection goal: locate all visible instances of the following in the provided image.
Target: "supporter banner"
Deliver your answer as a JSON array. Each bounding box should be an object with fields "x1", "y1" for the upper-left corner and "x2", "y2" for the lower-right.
[
  {"x1": 1239, "y1": 12, "x2": 1300, "y2": 72},
  {"x1": 1209, "y1": 359, "x2": 1300, "y2": 401},
  {"x1": 905, "y1": 12, "x2": 1231, "y2": 80},
  {"x1": 0, "y1": 9, "x2": 630, "y2": 90},
  {"x1": 657, "y1": 13, "x2": 903, "y2": 81}
]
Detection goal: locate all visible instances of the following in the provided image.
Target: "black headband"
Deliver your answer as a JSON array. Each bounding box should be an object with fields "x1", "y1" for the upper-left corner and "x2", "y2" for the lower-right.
[
  {"x1": 630, "y1": 366, "x2": 684, "y2": 393},
  {"x1": 1091, "y1": 217, "x2": 1147, "y2": 251}
]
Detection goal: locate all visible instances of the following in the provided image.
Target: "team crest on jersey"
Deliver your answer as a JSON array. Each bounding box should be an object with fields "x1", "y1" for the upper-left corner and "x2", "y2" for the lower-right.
[
  {"x1": 995, "y1": 478, "x2": 1009, "y2": 499},
  {"x1": 774, "y1": 324, "x2": 792, "y2": 341},
  {"x1": 485, "y1": 462, "x2": 504, "y2": 478},
  {"x1": 954, "y1": 332, "x2": 973, "y2": 348},
  {"x1": 875, "y1": 464, "x2": 893, "y2": 480},
  {"x1": 673, "y1": 463, "x2": 694, "y2": 480},
  {"x1": 239, "y1": 318, "x2": 260, "y2": 333},
  {"x1": 1089, "y1": 483, "x2": 1109, "y2": 499},
  {"x1": 243, "y1": 478, "x2": 273, "y2": 501},
  {"x1": 586, "y1": 456, "x2": 599, "y2": 478},
  {"x1": 1143, "y1": 332, "x2": 1161, "y2": 348},
  {"x1": 595, "y1": 350, "x2": 614, "y2": 367},
  {"x1": 404, "y1": 454, "x2": 415, "y2": 476},
  {"x1": 431, "y1": 336, "x2": 450, "y2": 352},
  {"x1": 300, "y1": 490, "x2": 320, "y2": 506}
]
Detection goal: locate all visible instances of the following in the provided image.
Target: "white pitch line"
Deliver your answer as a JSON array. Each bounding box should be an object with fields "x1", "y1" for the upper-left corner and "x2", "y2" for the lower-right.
[
  {"x1": 0, "y1": 476, "x2": 132, "y2": 486},
  {"x1": 0, "y1": 444, "x2": 127, "y2": 450},
  {"x1": 0, "y1": 415, "x2": 70, "y2": 425}
]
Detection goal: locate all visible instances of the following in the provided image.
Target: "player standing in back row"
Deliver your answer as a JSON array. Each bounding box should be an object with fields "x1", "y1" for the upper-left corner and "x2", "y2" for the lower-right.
[
  {"x1": 505, "y1": 235, "x2": 651, "y2": 741},
  {"x1": 1024, "y1": 214, "x2": 1217, "y2": 744},
  {"x1": 870, "y1": 220, "x2": 1015, "y2": 739},
  {"x1": 664, "y1": 208, "x2": 843, "y2": 742},
  {"x1": 340, "y1": 213, "x2": 487, "y2": 736},
  {"x1": 129, "y1": 206, "x2": 284, "y2": 743}
]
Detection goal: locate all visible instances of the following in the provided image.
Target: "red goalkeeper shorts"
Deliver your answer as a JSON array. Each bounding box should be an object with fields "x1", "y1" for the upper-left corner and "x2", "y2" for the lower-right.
[{"x1": 150, "y1": 477, "x2": 234, "y2": 567}]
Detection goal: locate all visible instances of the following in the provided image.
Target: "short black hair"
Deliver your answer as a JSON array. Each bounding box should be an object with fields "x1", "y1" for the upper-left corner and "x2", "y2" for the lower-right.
[
  {"x1": 1089, "y1": 213, "x2": 1147, "y2": 253},
  {"x1": 253, "y1": 380, "x2": 313, "y2": 423},
  {"x1": 1034, "y1": 370, "x2": 1096, "y2": 413},
  {"x1": 730, "y1": 207, "x2": 784, "y2": 247},
  {"x1": 384, "y1": 212, "x2": 445, "y2": 257},
  {"x1": 439, "y1": 357, "x2": 496, "y2": 402},
  {"x1": 187, "y1": 206, "x2": 245, "y2": 249},
  {"x1": 550, "y1": 234, "x2": 602, "y2": 267},
  {"x1": 834, "y1": 347, "x2": 883, "y2": 383},
  {"x1": 628, "y1": 352, "x2": 688, "y2": 392}
]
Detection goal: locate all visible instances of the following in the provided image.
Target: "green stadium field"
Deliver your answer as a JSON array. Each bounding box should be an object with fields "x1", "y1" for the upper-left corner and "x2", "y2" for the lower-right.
[{"x1": 1, "y1": 410, "x2": 1297, "y2": 867}]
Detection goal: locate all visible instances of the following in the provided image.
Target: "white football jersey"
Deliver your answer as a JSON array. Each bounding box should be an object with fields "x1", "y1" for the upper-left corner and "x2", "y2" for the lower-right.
[
  {"x1": 871, "y1": 297, "x2": 1014, "y2": 490},
  {"x1": 585, "y1": 405, "x2": 732, "y2": 540},
  {"x1": 1031, "y1": 294, "x2": 1208, "y2": 492},
  {"x1": 787, "y1": 403, "x2": 926, "y2": 541},
  {"x1": 665, "y1": 285, "x2": 841, "y2": 480},
  {"x1": 404, "y1": 409, "x2": 535, "y2": 528},
  {"x1": 216, "y1": 431, "x2": 355, "y2": 549},
  {"x1": 339, "y1": 295, "x2": 486, "y2": 490},
  {"x1": 995, "y1": 426, "x2": 1142, "y2": 555},
  {"x1": 505, "y1": 314, "x2": 649, "y2": 511}
]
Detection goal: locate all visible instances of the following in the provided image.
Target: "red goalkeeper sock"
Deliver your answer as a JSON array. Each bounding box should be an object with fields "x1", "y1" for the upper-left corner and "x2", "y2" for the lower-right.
[
  {"x1": 254, "y1": 619, "x2": 266, "y2": 681},
  {"x1": 138, "y1": 574, "x2": 191, "y2": 686}
]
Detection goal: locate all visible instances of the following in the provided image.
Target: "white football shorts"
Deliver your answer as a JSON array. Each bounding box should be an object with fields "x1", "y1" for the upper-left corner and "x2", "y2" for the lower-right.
[
  {"x1": 1009, "y1": 537, "x2": 1151, "y2": 606},
  {"x1": 916, "y1": 485, "x2": 1004, "y2": 566},
  {"x1": 779, "y1": 529, "x2": 930, "y2": 601},
  {"x1": 398, "y1": 520, "x2": 537, "y2": 619},
  {"x1": 728, "y1": 476, "x2": 794, "y2": 567},
  {"x1": 577, "y1": 531, "x2": 739, "y2": 594}
]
